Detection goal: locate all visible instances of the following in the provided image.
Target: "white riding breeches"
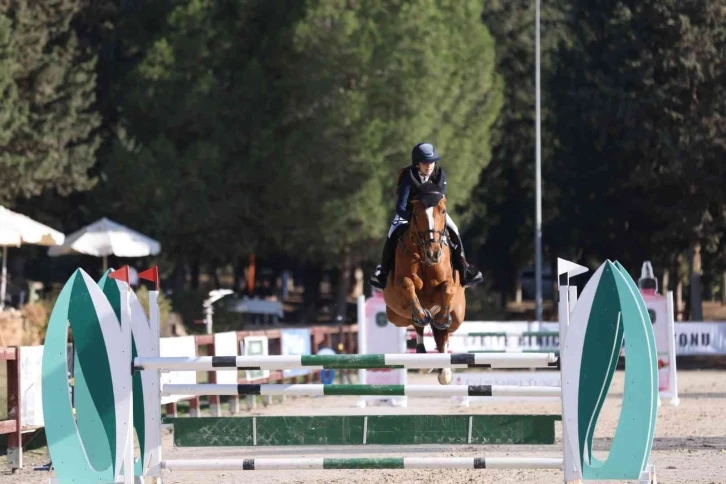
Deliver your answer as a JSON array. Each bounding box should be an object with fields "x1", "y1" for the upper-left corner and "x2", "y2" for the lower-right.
[{"x1": 387, "y1": 213, "x2": 459, "y2": 238}]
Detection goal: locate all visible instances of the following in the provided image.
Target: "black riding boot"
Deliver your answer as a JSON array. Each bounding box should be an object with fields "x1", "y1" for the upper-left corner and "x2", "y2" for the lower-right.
[
  {"x1": 368, "y1": 234, "x2": 398, "y2": 290},
  {"x1": 447, "y1": 229, "x2": 484, "y2": 288}
]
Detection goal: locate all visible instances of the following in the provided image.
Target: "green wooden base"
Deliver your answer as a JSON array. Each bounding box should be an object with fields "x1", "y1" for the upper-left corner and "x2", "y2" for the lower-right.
[{"x1": 163, "y1": 414, "x2": 561, "y2": 447}]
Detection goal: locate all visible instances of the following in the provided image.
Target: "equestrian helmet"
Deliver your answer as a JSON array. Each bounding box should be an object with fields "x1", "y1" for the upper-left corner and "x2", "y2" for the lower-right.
[{"x1": 411, "y1": 142, "x2": 440, "y2": 165}]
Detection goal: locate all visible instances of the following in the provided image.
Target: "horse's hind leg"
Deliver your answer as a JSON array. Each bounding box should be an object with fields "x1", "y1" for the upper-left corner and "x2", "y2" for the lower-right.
[{"x1": 433, "y1": 327, "x2": 453, "y2": 385}]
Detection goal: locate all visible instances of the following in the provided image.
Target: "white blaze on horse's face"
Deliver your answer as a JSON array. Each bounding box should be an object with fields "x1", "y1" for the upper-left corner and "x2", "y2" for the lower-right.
[{"x1": 425, "y1": 207, "x2": 435, "y2": 241}]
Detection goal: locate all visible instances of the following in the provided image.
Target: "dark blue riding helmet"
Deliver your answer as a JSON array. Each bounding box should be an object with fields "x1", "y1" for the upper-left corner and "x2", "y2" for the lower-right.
[{"x1": 411, "y1": 142, "x2": 440, "y2": 165}]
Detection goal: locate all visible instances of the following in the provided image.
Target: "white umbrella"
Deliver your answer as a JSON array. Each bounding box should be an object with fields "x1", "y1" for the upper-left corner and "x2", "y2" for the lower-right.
[
  {"x1": 0, "y1": 206, "x2": 66, "y2": 308},
  {"x1": 48, "y1": 217, "x2": 161, "y2": 271}
]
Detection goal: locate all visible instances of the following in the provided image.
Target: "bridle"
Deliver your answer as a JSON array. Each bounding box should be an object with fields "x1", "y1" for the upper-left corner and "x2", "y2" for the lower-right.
[{"x1": 406, "y1": 194, "x2": 449, "y2": 265}]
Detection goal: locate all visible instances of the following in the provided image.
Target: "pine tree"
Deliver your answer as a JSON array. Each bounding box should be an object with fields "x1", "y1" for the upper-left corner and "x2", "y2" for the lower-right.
[
  {"x1": 0, "y1": 1, "x2": 101, "y2": 204},
  {"x1": 277, "y1": 0, "x2": 503, "y2": 264},
  {"x1": 465, "y1": 0, "x2": 569, "y2": 296},
  {"x1": 549, "y1": 0, "x2": 726, "y2": 269}
]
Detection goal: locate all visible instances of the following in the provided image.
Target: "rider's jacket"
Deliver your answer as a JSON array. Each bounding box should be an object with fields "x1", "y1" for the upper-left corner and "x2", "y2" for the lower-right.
[{"x1": 395, "y1": 166, "x2": 447, "y2": 220}]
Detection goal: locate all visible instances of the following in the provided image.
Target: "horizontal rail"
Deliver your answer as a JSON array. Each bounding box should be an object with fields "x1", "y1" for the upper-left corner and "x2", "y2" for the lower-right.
[
  {"x1": 466, "y1": 331, "x2": 559, "y2": 338},
  {"x1": 161, "y1": 383, "x2": 562, "y2": 398},
  {"x1": 0, "y1": 420, "x2": 17, "y2": 435},
  {"x1": 135, "y1": 352, "x2": 559, "y2": 371},
  {"x1": 408, "y1": 330, "x2": 560, "y2": 335},
  {"x1": 162, "y1": 456, "x2": 564, "y2": 471}
]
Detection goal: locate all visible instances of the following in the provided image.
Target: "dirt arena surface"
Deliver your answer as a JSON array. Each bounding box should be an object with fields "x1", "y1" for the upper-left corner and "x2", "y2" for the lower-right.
[{"x1": 4, "y1": 369, "x2": 726, "y2": 483}]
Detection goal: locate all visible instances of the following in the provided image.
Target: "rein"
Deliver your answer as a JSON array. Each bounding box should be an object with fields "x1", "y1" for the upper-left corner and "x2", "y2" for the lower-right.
[{"x1": 405, "y1": 204, "x2": 448, "y2": 266}]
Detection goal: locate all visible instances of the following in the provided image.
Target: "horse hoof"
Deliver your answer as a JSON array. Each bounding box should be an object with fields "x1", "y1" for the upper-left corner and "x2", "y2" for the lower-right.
[
  {"x1": 432, "y1": 313, "x2": 452, "y2": 331},
  {"x1": 416, "y1": 344, "x2": 427, "y2": 354},
  {"x1": 411, "y1": 309, "x2": 432, "y2": 328},
  {"x1": 411, "y1": 318, "x2": 428, "y2": 328},
  {"x1": 438, "y1": 368, "x2": 453, "y2": 385}
]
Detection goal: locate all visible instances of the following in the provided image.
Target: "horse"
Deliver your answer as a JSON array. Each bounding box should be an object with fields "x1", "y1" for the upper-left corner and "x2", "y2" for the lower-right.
[{"x1": 381, "y1": 182, "x2": 466, "y2": 384}]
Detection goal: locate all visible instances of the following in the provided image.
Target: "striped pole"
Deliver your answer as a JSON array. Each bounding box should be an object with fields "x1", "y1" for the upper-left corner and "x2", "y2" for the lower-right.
[
  {"x1": 135, "y1": 352, "x2": 558, "y2": 371},
  {"x1": 162, "y1": 457, "x2": 563, "y2": 471},
  {"x1": 161, "y1": 383, "x2": 562, "y2": 398},
  {"x1": 410, "y1": 331, "x2": 560, "y2": 338},
  {"x1": 467, "y1": 331, "x2": 559, "y2": 338}
]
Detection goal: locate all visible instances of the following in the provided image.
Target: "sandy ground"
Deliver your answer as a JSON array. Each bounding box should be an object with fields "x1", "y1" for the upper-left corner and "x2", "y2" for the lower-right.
[{"x1": 4, "y1": 369, "x2": 726, "y2": 484}]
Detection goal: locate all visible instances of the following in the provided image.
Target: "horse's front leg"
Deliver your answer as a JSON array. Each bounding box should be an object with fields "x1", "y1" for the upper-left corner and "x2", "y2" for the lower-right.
[
  {"x1": 398, "y1": 275, "x2": 431, "y2": 328},
  {"x1": 431, "y1": 279, "x2": 455, "y2": 331},
  {"x1": 432, "y1": 327, "x2": 453, "y2": 384}
]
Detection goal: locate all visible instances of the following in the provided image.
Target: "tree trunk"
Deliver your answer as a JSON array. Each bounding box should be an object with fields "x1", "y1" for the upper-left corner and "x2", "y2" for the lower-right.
[
  {"x1": 661, "y1": 268, "x2": 669, "y2": 296},
  {"x1": 247, "y1": 254, "x2": 256, "y2": 295},
  {"x1": 172, "y1": 256, "x2": 186, "y2": 291},
  {"x1": 234, "y1": 256, "x2": 246, "y2": 292},
  {"x1": 351, "y1": 265, "x2": 364, "y2": 298},
  {"x1": 335, "y1": 248, "x2": 352, "y2": 322},
  {"x1": 688, "y1": 241, "x2": 703, "y2": 321},
  {"x1": 515, "y1": 271, "x2": 523, "y2": 304},
  {"x1": 675, "y1": 280, "x2": 683, "y2": 320},
  {"x1": 190, "y1": 252, "x2": 201, "y2": 290},
  {"x1": 302, "y1": 263, "x2": 323, "y2": 323},
  {"x1": 675, "y1": 253, "x2": 684, "y2": 321},
  {"x1": 211, "y1": 264, "x2": 221, "y2": 289}
]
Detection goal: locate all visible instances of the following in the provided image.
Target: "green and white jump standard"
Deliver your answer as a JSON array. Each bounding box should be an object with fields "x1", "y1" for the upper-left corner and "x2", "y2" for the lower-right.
[{"x1": 40, "y1": 258, "x2": 659, "y2": 483}]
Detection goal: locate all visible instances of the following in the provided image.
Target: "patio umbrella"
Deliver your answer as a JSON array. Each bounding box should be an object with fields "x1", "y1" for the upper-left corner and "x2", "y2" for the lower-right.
[
  {"x1": 0, "y1": 206, "x2": 66, "y2": 308},
  {"x1": 48, "y1": 217, "x2": 161, "y2": 271}
]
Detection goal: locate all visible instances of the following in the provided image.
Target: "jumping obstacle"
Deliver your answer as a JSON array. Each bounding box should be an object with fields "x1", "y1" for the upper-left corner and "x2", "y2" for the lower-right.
[
  {"x1": 160, "y1": 456, "x2": 564, "y2": 471},
  {"x1": 407, "y1": 329, "x2": 560, "y2": 353},
  {"x1": 164, "y1": 414, "x2": 562, "y2": 446},
  {"x1": 135, "y1": 351, "x2": 559, "y2": 370},
  {"x1": 161, "y1": 382, "x2": 563, "y2": 397},
  {"x1": 405, "y1": 287, "x2": 678, "y2": 407},
  {"x1": 40, "y1": 258, "x2": 659, "y2": 483}
]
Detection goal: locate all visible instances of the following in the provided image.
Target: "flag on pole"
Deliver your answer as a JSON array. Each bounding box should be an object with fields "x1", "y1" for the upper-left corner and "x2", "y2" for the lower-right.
[
  {"x1": 557, "y1": 258, "x2": 589, "y2": 278},
  {"x1": 139, "y1": 266, "x2": 159, "y2": 291},
  {"x1": 109, "y1": 265, "x2": 130, "y2": 284}
]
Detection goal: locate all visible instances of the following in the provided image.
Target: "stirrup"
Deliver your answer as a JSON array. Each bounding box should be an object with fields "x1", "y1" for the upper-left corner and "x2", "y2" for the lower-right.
[{"x1": 462, "y1": 269, "x2": 483, "y2": 288}]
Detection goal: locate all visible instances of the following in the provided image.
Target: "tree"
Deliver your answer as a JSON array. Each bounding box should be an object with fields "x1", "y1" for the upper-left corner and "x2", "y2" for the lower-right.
[
  {"x1": 549, "y1": 0, "x2": 726, "y2": 315},
  {"x1": 0, "y1": 1, "x2": 101, "y2": 205},
  {"x1": 98, "y1": 0, "x2": 305, "y2": 287},
  {"x1": 269, "y1": 0, "x2": 503, "y2": 317},
  {"x1": 278, "y1": 0, "x2": 503, "y2": 263},
  {"x1": 467, "y1": 0, "x2": 569, "y2": 300}
]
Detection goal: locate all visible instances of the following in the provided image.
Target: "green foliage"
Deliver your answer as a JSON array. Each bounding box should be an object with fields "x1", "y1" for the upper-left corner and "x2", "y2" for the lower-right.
[
  {"x1": 134, "y1": 285, "x2": 173, "y2": 329},
  {"x1": 91, "y1": 0, "x2": 502, "y2": 271},
  {"x1": 3, "y1": 0, "x2": 725, "y2": 309},
  {"x1": 467, "y1": 0, "x2": 569, "y2": 293},
  {"x1": 99, "y1": 0, "x2": 303, "y2": 269},
  {"x1": 0, "y1": 0, "x2": 101, "y2": 204},
  {"x1": 277, "y1": 0, "x2": 503, "y2": 262},
  {"x1": 549, "y1": 0, "x2": 726, "y2": 271}
]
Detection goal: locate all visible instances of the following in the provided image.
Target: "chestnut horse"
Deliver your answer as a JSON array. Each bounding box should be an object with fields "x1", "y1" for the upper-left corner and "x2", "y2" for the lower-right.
[{"x1": 382, "y1": 183, "x2": 466, "y2": 384}]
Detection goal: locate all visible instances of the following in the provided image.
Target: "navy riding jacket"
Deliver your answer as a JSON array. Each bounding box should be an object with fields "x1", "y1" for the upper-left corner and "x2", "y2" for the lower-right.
[{"x1": 395, "y1": 166, "x2": 447, "y2": 219}]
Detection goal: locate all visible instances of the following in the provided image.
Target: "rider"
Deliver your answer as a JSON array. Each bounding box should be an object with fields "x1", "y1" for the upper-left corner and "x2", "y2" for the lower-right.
[{"x1": 368, "y1": 142, "x2": 484, "y2": 290}]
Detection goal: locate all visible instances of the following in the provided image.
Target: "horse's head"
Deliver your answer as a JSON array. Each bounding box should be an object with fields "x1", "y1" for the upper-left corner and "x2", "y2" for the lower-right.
[{"x1": 409, "y1": 183, "x2": 448, "y2": 265}]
